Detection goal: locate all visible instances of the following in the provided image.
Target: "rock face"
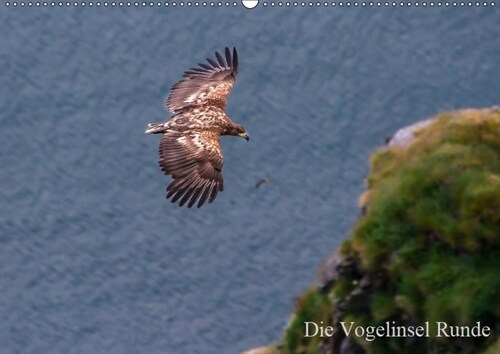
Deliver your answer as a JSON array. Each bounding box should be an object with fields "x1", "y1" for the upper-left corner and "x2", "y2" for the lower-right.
[
  {"x1": 241, "y1": 346, "x2": 281, "y2": 354},
  {"x1": 386, "y1": 118, "x2": 436, "y2": 147},
  {"x1": 243, "y1": 107, "x2": 500, "y2": 354}
]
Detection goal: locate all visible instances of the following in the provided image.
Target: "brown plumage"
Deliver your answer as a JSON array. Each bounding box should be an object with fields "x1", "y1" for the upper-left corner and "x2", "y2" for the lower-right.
[
  {"x1": 255, "y1": 178, "x2": 271, "y2": 189},
  {"x1": 145, "y1": 47, "x2": 249, "y2": 208}
]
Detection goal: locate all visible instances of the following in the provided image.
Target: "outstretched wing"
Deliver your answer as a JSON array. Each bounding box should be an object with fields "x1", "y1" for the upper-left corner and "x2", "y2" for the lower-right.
[
  {"x1": 166, "y1": 47, "x2": 238, "y2": 112},
  {"x1": 159, "y1": 130, "x2": 224, "y2": 208}
]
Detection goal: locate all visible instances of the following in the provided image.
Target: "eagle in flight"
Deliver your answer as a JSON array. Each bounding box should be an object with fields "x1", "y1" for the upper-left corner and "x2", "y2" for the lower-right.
[{"x1": 145, "y1": 47, "x2": 249, "y2": 208}]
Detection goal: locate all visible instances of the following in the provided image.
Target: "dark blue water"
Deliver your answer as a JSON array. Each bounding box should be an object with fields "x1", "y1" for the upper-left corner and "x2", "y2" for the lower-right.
[{"x1": 1, "y1": 5, "x2": 499, "y2": 354}]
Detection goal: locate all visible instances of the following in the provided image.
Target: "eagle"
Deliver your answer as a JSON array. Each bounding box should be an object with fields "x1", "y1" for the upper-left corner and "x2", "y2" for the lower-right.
[{"x1": 145, "y1": 47, "x2": 249, "y2": 208}]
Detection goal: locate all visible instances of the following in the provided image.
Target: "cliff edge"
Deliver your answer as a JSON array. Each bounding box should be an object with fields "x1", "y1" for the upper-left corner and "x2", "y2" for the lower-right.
[{"x1": 243, "y1": 107, "x2": 500, "y2": 354}]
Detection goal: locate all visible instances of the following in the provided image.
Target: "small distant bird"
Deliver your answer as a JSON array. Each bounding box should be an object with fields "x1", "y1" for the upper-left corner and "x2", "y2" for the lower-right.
[
  {"x1": 255, "y1": 178, "x2": 271, "y2": 189},
  {"x1": 146, "y1": 47, "x2": 249, "y2": 208}
]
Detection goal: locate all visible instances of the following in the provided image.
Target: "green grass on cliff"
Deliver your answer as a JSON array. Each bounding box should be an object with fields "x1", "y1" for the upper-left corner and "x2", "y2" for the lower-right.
[
  {"x1": 350, "y1": 109, "x2": 500, "y2": 353},
  {"x1": 281, "y1": 108, "x2": 500, "y2": 354},
  {"x1": 283, "y1": 290, "x2": 332, "y2": 354}
]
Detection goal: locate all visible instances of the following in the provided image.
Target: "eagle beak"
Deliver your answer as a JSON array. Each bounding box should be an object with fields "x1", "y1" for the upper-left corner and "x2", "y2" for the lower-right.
[{"x1": 239, "y1": 132, "x2": 250, "y2": 141}]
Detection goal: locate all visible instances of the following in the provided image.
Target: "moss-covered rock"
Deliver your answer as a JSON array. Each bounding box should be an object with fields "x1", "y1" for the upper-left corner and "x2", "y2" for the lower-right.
[
  {"x1": 243, "y1": 107, "x2": 500, "y2": 354},
  {"x1": 283, "y1": 290, "x2": 333, "y2": 354}
]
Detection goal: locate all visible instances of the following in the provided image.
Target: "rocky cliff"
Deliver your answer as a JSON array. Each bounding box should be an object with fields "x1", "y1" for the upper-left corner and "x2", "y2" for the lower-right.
[{"x1": 243, "y1": 107, "x2": 500, "y2": 354}]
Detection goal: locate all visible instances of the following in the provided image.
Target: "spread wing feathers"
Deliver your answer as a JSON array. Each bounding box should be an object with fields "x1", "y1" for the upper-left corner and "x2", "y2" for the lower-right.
[
  {"x1": 166, "y1": 47, "x2": 238, "y2": 112},
  {"x1": 159, "y1": 130, "x2": 224, "y2": 208}
]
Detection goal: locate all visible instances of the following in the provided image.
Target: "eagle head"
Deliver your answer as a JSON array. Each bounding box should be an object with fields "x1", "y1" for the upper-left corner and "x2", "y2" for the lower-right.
[{"x1": 226, "y1": 124, "x2": 249, "y2": 141}]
